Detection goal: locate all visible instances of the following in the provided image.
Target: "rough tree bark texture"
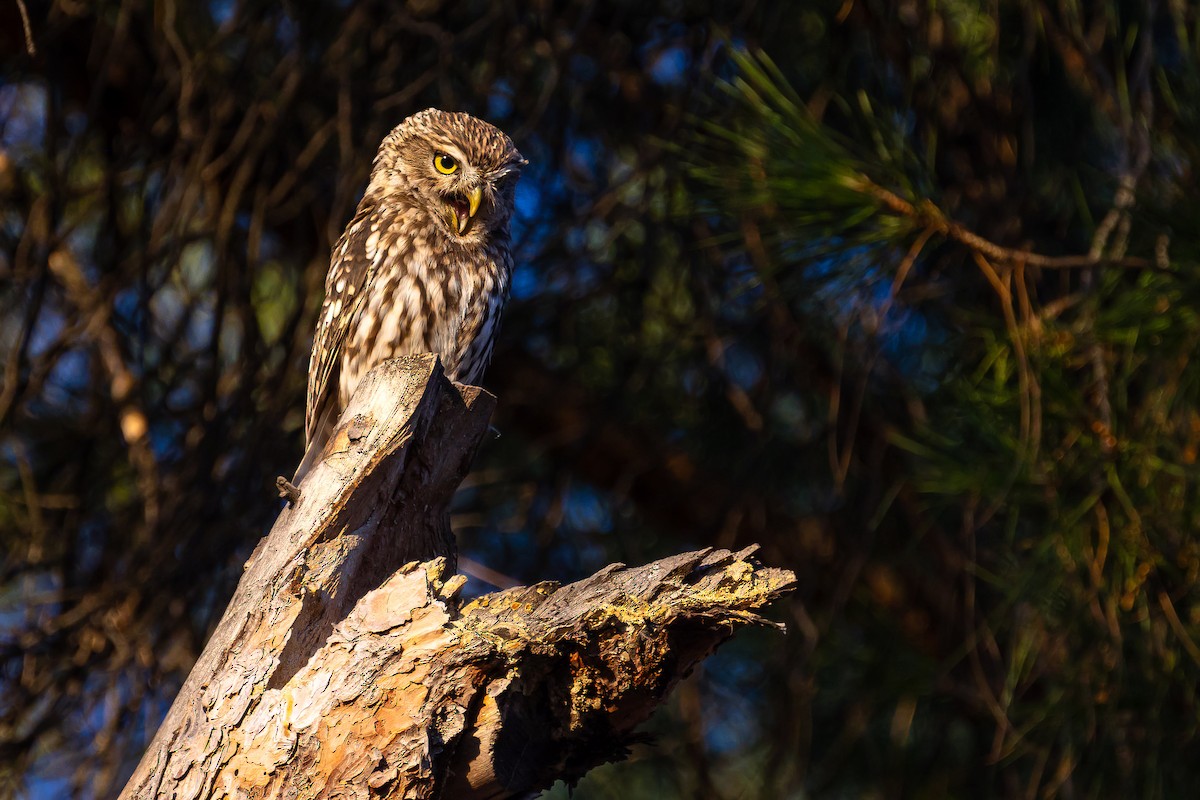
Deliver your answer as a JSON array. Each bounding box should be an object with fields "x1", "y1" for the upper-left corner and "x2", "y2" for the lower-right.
[{"x1": 120, "y1": 355, "x2": 796, "y2": 799}]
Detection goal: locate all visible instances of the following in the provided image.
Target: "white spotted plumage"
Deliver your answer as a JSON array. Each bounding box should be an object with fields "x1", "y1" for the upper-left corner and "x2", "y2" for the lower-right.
[{"x1": 294, "y1": 109, "x2": 524, "y2": 483}]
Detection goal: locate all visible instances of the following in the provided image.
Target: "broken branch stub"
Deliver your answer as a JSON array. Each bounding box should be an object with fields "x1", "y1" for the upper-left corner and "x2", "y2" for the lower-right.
[
  {"x1": 440, "y1": 545, "x2": 796, "y2": 796},
  {"x1": 119, "y1": 355, "x2": 797, "y2": 799},
  {"x1": 121, "y1": 354, "x2": 495, "y2": 799}
]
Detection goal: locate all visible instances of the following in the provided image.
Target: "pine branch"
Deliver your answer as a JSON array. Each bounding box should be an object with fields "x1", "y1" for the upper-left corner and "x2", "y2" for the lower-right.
[{"x1": 849, "y1": 176, "x2": 1156, "y2": 271}]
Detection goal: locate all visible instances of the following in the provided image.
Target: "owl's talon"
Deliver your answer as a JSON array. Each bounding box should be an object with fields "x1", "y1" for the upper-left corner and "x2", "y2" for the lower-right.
[
  {"x1": 489, "y1": 424, "x2": 501, "y2": 440},
  {"x1": 276, "y1": 476, "x2": 301, "y2": 506}
]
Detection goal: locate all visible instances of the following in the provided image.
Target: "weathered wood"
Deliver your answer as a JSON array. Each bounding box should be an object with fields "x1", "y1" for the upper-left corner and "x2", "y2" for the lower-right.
[
  {"x1": 439, "y1": 545, "x2": 795, "y2": 797},
  {"x1": 121, "y1": 355, "x2": 495, "y2": 799},
  {"x1": 120, "y1": 356, "x2": 797, "y2": 799}
]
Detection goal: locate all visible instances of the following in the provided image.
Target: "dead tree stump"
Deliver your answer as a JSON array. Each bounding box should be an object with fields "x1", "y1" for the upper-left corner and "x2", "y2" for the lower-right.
[{"x1": 120, "y1": 355, "x2": 797, "y2": 799}]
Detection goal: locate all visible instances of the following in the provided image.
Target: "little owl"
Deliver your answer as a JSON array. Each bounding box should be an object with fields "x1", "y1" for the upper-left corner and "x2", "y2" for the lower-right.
[{"x1": 290, "y1": 109, "x2": 524, "y2": 488}]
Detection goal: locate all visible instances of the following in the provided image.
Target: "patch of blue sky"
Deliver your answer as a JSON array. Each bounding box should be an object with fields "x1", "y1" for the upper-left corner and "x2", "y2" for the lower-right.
[
  {"x1": 522, "y1": 331, "x2": 553, "y2": 361},
  {"x1": 209, "y1": 0, "x2": 236, "y2": 27},
  {"x1": 570, "y1": 258, "x2": 606, "y2": 296},
  {"x1": 74, "y1": 520, "x2": 108, "y2": 578},
  {"x1": 782, "y1": 235, "x2": 874, "y2": 269},
  {"x1": 255, "y1": 229, "x2": 285, "y2": 261},
  {"x1": 64, "y1": 220, "x2": 104, "y2": 282},
  {"x1": 541, "y1": 257, "x2": 603, "y2": 300},
  {"x1": 639, "y1": 21, "x2": 691, "y2": 88},
  {"x1": 466, "y1": 493, "x2": 618, "y2": 584},
  {"x1": 531, "y1": 141, "x2": 569, "y2": 198},
  {"x1": 799, "y1": 246, "x2": 889, "y2": 312},
  {"x1": 114, "y1": 287, "x2": 145, "y2": 332},
  {"x1": 0, "y1": 569, "x2": 62, "y2": 638},
  {"x1": 883, "y1": 308, "x2": 947, "y2": 392},
  {"x1": 4, "y1": 566, "x2": 62, "y2": 606},
  {"x1": 0, "y1": 82, "x2": 47, "y2": 153},
  {"x1": 510, "y1": 155, "x2": 560, "y2": 260},
  {"x1": 26, "y1": 305, "x2": 65, "y2": 359},
  {"x1": 1, "y1": 210, "x2": 23, "y2": 243},
  {"x1": 42, "y1": 349, "x2": 90, "y2": 413},
  {"x1": 185, "y1": 298, "x2": 218, "y2": 354},
  {"x1": 548, "y1": 535, "x2": 609, "y2": 581},
  {"x1": 646, "y1": 45, "x2": 690, "y2": 87},
  {"x1": 166, "y1": 379, "x2": 200, "y2": 413},
  {"x1": 125, "y1": 688, "x2": 176, "y2": 758},
  {"x1": 566, "y1": 134, "x2": 601, "y2": 184},
  {"x1": 511, "y1": 133, "x2": 625, "y2": 302},
  {"x1": 790, "y1": 244, "x2": 947, "y2": 381},
  {"x1": 149, "y1": 286, "x2": 186, "y2": 338},
  {"x1": 19, "y1": 673, "x2": 155, "y2": 799},
  {"x1": 681, "y1": 365, "x2": 705, "y2": 398},
  {"x1": 716, "y1": 271, "x2": 765, "y2": 323},
  {"x1": 150, "y1": 418, "x2": 186, "y2": 462},
  {"x1": 21, "y1": 767, "x2": 71, "y2": 800},
  {"x1": 563, "y1": 484, "x2": 613, "y2": 535},
  {"x1": 512, "y1": 177, "x2": 541, "y2": 227},
  {"x1": 706, "y1": 633, "x2": 768, "y2": 690},
  {"x1": 188, "y1": 571, "x2": 237, "y2": 633},
  {"x1": 563, "y1": 225, "x2": 585, "y2": 254},
  {"x1": 64, "y1": 108, "x2": 88, "y2": 137},
  {"x1": 0, "y1": 582, "x2": 38, "y2": 638},
  {"x1": 510, "y1": 262, "x2": 539, "y2": 301},
  {"x1": 486, "y1": 79, "x2": 514, "y2": 121},
  {"x1": 274, "y1": 12, "x2": 299, "y2": 49},
  {"x1": 461, "y1": 524, "x2": 536, "y2": 583},
  {"x1": 704, "y1": 37, "x2": 750, "y2": 86},
  {"x1": 0, "y1": 438, "x2": 16, "y2": 472},
  {"x1": 76, "y1": 670, "x2": 125, "y2": 738},
  {"x1": 697, "y1": 685, "x2": 762, "y2": 758},
  {"x1": 694, "y1": 636, "x2": 776, "y2": 756},
  {"x1": 722, "y1": 342, "x2": 763, "y2": 390}
]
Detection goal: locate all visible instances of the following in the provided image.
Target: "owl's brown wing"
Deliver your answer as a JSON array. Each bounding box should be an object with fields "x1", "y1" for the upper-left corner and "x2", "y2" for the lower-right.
[{"x1": 304, "y1": 201, "x2": 378, "y2": 447}]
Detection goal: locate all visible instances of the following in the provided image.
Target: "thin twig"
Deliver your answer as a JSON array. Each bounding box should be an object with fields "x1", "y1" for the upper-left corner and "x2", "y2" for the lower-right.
[
  {"x1": 971, "y1": 251, "x2": 1042, "y2": 531},
  {"x1": 15, "y1": 0, "x2": 36, "y2": 56},
  {"x1": 879, "y1": 225, "x2": 935, "y2": 321},
  {"x1": 831, "y1": 226, "x2": 935, "y2": 492},
  {"x1": 1158, "y1": 592, "x2": 1200, "y2": 668},
  {"x1": 850, "y1": 177, "x2": 1157, "y2": 271}
]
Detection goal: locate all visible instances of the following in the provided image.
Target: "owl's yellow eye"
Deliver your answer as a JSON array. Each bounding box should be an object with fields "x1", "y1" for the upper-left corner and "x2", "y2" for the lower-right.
[{"x1": 434, "y1": 153, "x2": 459, "y2": 175}]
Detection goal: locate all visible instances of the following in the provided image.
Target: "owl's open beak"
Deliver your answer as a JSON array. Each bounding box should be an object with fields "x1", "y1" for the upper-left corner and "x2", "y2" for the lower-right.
[{"x1": 448, "y1": 186, "x2": 484, "y2": 236}]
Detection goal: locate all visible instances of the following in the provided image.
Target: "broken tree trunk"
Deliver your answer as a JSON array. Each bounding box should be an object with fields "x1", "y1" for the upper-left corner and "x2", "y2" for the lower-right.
[{"x1": 120, "y1": 355, "x2": 796, "y2": 799}]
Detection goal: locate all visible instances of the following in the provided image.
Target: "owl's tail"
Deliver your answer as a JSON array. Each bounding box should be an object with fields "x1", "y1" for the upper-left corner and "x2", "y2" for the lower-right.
[{"x1": 291, "y1": 401, "x2": 338, "y2": 487}]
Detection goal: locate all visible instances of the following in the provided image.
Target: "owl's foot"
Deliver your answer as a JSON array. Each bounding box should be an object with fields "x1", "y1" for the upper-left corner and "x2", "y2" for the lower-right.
[{"x1": 276, "y1": 476, "x2": 301, "y2": 506}]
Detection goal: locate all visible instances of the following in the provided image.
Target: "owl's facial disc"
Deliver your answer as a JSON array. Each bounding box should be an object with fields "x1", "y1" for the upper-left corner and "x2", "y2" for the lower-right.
[{"x1": 446, "y1": 186, "x2": 483, "y2": 236}]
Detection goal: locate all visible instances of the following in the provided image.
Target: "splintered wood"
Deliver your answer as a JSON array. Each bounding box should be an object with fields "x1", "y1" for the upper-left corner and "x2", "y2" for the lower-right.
[{"x1": 120, "y1": 355, "x2": 796, "y2": 800}]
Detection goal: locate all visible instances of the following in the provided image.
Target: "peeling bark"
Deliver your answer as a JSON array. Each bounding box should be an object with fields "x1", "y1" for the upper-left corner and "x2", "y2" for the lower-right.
[{"x1": 120, "y1": 356, "x2": 796, "y2": 799}]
